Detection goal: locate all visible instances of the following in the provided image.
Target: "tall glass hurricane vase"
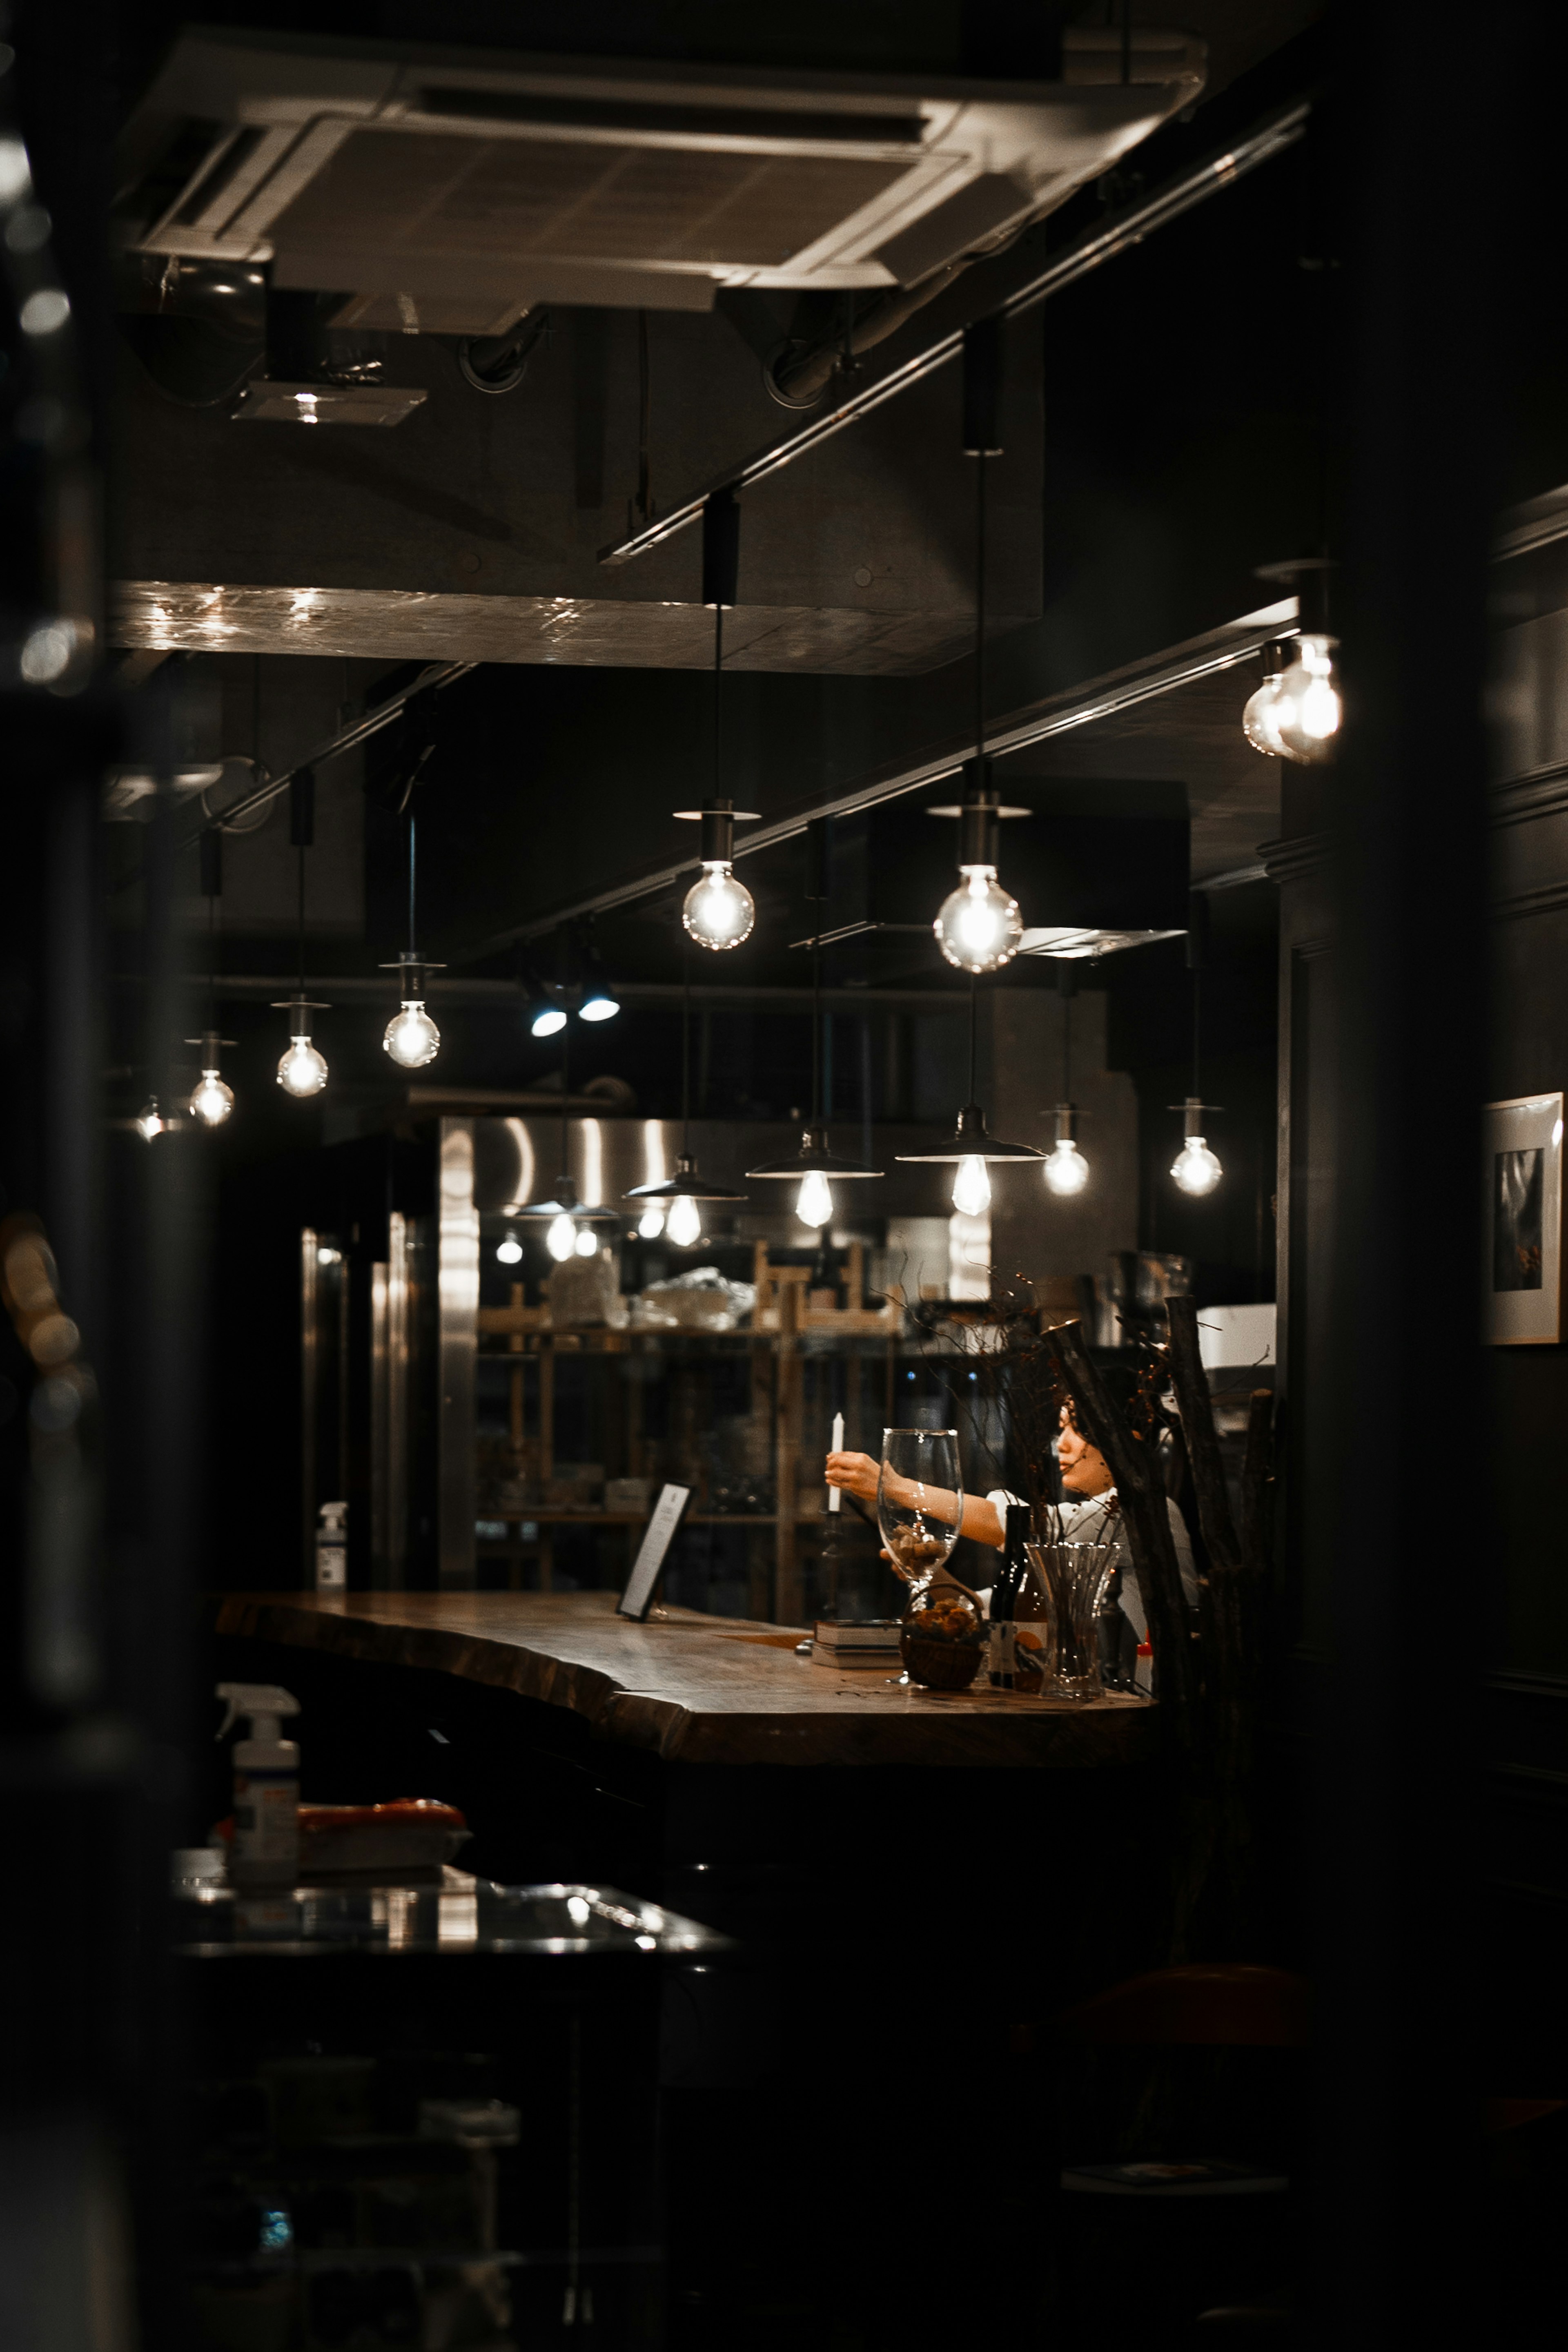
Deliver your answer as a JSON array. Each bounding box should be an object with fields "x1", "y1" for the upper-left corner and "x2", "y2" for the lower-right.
[
  {"x1": 1026, "y1": 1540, "x2": 1116, "y2": 1701},
  {"x1": 878, "y1": 1428, "x2": 962, "y2": 1597}
]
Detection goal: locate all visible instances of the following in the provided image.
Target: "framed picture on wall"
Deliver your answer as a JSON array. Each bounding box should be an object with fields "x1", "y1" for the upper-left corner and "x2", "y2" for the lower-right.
[{"x1": 1483, "y1": 1092, "x2": 1564, "y2": 1344}]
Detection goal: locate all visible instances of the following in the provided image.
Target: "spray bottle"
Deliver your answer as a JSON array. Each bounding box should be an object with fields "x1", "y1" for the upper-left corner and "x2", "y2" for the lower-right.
[
  {"x1": 315, "y1": 1501, "x2": 347, "y2": 1592},
  {"x1": 216, "y1": 1684, "x2": 301, "y2": 1885}
]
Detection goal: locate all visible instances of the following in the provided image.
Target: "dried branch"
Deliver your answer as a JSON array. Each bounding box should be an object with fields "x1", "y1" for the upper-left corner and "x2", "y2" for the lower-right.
[{"x1": 1164, "y1": 1297, "x2": 1244, "y2": 1708}]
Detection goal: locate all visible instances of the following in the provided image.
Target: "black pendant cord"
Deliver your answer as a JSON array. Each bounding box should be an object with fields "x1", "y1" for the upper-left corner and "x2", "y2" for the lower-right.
[
  {"x1": 811, "y1": 937, "x2": 824, "y2": 1128},
  {"x1": 680, "y1": 941, "x2": 693, "y2": 1156},
  {"x1": 296, "y1": 845, "x2": 305, "y2": 997},
  {"x1": 559, "y1": 1010, "x2": 571, "y2": 1191},
  {"x1": 207, "y1": 886, "x2": 218, "y2": 1035},
  {"x1": 407, "y1": 809, "x2": 417, "y2": 955},
  {"x1": 1063, "y1": 988, "x2": 1072, "y2": 1101},
  {"x1": 968, "y1": 972, "x2": 979, "y2": 1104},
  {"x1": 1192, "y1": 967, "x2": 1202, "y2": 1100},
  {"x1": 974, "y1": 448, "x2": 987, "y2": 763},
  {"x1": 713, "y1": 602, "x2": 723, "y2": 803}
]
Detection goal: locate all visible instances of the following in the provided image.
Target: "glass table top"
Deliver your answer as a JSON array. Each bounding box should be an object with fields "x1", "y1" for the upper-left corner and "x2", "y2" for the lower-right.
[{"x1": 172, "y1": 1864, "x2": 729, "y2": 1959}]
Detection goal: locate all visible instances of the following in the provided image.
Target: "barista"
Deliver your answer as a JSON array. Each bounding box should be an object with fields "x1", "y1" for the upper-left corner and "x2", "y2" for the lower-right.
[{"x1": 824, "y1": 1402, "x2": 1198, "y2": 1693}]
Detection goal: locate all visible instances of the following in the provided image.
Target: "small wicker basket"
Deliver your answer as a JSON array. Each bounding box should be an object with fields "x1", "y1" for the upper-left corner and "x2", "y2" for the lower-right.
[{"x1": 899, "y1": 1593, "x2": 985, "y2": 1690}]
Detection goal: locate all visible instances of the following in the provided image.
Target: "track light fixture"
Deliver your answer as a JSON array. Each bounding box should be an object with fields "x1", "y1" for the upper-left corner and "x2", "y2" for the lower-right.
[
  {"x1": 677, "y1": 488, "x2": 758, "y2": 952},
  {"x1": 932, "y1": 319, "x2": 1025, "y2": 975},
  {"x1": 748, "y1": 873, "x2": 879, "y2": 1226},
  {"x1": 189, "y1": 829, "x2": 236, "y2": 1125},
  {"x1": 625, "y1": 950, "x2": 746, "y2": 1247},
  {"x1": 381, "y1": 803, "x2": 442, "y2": 1068},
  {"x1": 276, "y1": 769, "x2": 328, "y2": 1096},
  {"x1": 1170, "y1": 895, "x2": 1221, "y2": 1194},
  {"x1": 897, "y1": 974, "x2": 1043, "y2": 1211}
]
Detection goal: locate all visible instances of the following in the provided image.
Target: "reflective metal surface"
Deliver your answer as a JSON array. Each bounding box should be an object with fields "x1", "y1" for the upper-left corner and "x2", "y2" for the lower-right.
[
  {"x1": 438, "y1": 1120, "x2": 479, "y2": 1590},
  {"x1": 172, "y1": 1875, "x2": 728, "y2": 1959}
]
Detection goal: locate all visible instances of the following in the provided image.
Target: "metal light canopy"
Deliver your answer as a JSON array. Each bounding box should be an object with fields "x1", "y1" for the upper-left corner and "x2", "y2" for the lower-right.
[
  {"x1": 746, "y1": 1128, "x2": 882, "y2": 1182},
  {"x1": 626, "y1": 1153, "x2": 747, "y2": 1206},
  {"x1": 510, "y1": 1176, "x2": 619, "y2": 1225},
  {"x1": 895, "y1": 1101, "x2": 1045, "y2": 1166}
]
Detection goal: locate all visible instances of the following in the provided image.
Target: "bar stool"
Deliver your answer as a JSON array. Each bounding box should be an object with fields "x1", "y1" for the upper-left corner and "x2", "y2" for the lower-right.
[{"x1": 1053, "y1": 1964, "x2": 1310, "y2": 2351}]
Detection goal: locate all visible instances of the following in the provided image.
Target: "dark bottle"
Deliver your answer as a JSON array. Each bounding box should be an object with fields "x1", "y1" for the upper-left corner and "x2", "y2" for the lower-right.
[{"x1": 988, "y1": 1503, "x2": 1031, "y2": 1690}]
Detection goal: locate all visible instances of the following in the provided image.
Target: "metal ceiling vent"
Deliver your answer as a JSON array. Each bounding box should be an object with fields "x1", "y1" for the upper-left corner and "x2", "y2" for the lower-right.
[{"x1": 116, "y1": 31, "x2": 1206, "y2": 337}]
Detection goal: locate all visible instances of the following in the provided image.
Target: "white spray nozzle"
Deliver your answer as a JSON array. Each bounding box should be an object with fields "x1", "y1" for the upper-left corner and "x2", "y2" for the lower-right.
[{"x1": 216, "y1": 1683, "x2": 301, "y2": 1741}]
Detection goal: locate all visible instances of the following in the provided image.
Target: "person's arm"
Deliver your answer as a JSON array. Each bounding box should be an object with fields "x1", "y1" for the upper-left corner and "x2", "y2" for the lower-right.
[{"x1": 824, "y1": 1450, "x2": 1005, "y2": 1549}]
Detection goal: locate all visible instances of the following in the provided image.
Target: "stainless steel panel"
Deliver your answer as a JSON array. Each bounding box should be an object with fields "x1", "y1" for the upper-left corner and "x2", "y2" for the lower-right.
[
  {"x1": 386, "y1": 1211, "x2": 410, "y2": 1588},
  {"x1": 370, "y1": 1259, "x2": 388, "y2": 1579},
  {"x1": 437, "y1": 1119, "x2": 479, "y2": 1590},
  {"x1": 300, "y1": 1226, "x2": 318, "y2": 1586}
]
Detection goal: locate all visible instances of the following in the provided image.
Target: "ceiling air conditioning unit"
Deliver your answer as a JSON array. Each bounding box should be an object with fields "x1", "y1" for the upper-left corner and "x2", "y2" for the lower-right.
[{"x1": 116, "y1": 29, "x2": 1206, "y2": 338}]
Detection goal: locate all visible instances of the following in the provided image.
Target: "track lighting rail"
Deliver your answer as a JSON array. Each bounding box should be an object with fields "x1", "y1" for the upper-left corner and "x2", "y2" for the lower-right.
[{"x1": 173, "y1": 660, "x2": 475, "y2": 852}]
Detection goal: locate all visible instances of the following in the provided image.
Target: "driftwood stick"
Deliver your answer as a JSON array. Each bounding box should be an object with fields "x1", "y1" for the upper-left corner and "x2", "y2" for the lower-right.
[
  {"x1": 1045, "y1": 1320, "x2": 1197, "y2": 1732},
  {"x1": 1164, "y1": 1297, "x2": 1244, "y2": 1704}
]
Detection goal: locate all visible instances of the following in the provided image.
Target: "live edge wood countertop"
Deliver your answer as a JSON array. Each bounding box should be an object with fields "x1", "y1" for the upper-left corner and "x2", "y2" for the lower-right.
[{"x1": 214, "y1": 1591, "x2": 1156, "y2": 1770}]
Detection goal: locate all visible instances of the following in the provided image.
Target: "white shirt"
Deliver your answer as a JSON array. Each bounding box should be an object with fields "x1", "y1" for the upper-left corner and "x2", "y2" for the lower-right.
[{"x1": 984, "y1": 1485, "x2": 1198, "y2": 1694}]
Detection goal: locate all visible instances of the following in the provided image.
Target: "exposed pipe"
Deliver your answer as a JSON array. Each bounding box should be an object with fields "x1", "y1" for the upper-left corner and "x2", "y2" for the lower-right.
[{"x1": 599, "y1": 97, "x2": 1312, "y2": 569}]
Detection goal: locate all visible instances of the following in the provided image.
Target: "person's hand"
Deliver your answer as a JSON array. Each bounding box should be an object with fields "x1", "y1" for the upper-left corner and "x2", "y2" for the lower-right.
[{"x1": 825, "y1": 1449, "x2": 881, "y2": 1503}]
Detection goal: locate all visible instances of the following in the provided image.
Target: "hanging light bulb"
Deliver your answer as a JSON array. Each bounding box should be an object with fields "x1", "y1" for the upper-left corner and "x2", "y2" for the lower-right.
[
  {"x1": 795, "y1": 1167, "x2": 833, "y2": 1228},
  {"x1": 935, "y1": 865, "x2": 1023, "y2": 976},
  {"x1": 380, "y1": 952, "x2": 441, "y2": 1069},
  {"x1": 189, "y1": 1066, "x2": 235, "y2": 1127},
  {"x1": 1272, "y1": 633, "x2": 1342, "y2": 764},
  {"x1": 675, "y1": 802, "x2": 759, "y2": 953},
  {"x1": 683, "y1": 861, "x2": 755, "y2": 952},
  {"x1": 272, "y1": 994, "x2": 328, "y2": 1098},
  {"x1": 637, "y1": 1204, "x2": 666, "y2": 1240},
  {"x1": 930, "y1": 760, "x2": 1027, "y2": 976},
  {"x1": 186, "y1": 1030, "x2": 235, "y2": 1127},
  {"x1": 278, "y1": 1034, "x2": 328, "y2": 1097},
  {"x1": 546, "y1": 1212, "x2": 577, "y2": 1262},
  {"x1": 135, "y1": 1096, "x2": 171, "y2": 1141},
  {"x1": 1172, "y1": 1135, "x2": 1223, "y2": 1196},
  {"x1": 952, "y1": 1154, "x2": 991, "y2": 1217},
  {"x1": 384, "y1": 997, "x2": 440, "y2": 1068},
  {"x1": 574, "y1": 1225, "x2": 599, "y2": 1257},
  {"x1": 496, "y1": 1233, "x2": 523, "y2": 1265},
  {"x1": 1170, "y1": 1098, "x2": 1223, "y2": 1196},
  {"x1": 1044, "y1": 1138, "x2": 1089, "y2": 1196},
  {"x1": 531, "y1": 999, "x2": 567, "y2": 1038},
  {"x1": 666, "y1": 1193, "x2": 702, "y2": 1248},
  {"x1": 1241, "y1": 642, "x2": 1293, "y2": 758}
]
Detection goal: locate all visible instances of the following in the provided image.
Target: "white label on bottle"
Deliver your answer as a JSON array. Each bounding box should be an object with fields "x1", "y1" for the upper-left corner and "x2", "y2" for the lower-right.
[
  {"x1": 233, "y1": 1771, "x2": 299, "y2": 1877},
  {"x1": 988, "y1": 1621, "x2": 1017, "y2": 1689},
  {"x1": 316, "y1": 1542, "x2": 346, "y2": 1592}
]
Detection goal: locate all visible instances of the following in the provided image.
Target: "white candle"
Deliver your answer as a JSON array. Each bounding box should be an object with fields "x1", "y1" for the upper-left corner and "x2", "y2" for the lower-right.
[{"x1": 828, "y1": 1411, "x2": 844, "y2": 1512}]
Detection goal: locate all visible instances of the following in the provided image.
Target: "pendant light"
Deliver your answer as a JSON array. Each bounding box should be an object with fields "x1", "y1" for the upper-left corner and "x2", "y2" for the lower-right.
[
  {"x1": 933, "y1": 319, "x2": 1025, "y2": 976},
  {"x1": 677, "y1": 488, "x2": 759, "y2": 952},
  {"x1": 624, "y1": 947, "x2": 746, "y2": 1246},
  {"x1": 1170, "y1": 895, "x2": 1222, "y2": 1196},
  {"x1": 512, "y1": 1000, "x2": 621, "y2": 1258},
  {"x1": 1043, "y1": 964, "x2": 1089, "y2": 1197},
  {"x1": 187, "y1": 825, "x2": 236, "y2": 1126},
  {"x1": 381, "y1": 804, "x2": 443, "y2": 1069},
  {"x1": 747, "y1": 881, "x2": 880, "y2": 1226},
  {"x1": 1245, "y1": 559, "x2": 1341, "y2": 767},
  {"x1": 896, "y1": 973, "x2": 1044, "y2": 1209},
  {"x1": 135, "y1": 1097, "x2": 172, "y2": 1141},
  {"x1": 274, "y1": 769, "x2": 329, "y2": 1097}
]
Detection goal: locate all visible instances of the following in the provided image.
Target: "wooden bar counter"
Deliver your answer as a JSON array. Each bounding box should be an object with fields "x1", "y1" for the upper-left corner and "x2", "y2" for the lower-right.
[{"x1": 214, "y1": 1590, "x2": 1155, "y2": 1770}]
